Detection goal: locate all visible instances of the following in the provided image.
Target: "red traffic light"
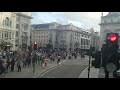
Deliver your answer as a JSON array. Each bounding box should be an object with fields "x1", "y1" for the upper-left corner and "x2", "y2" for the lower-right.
[{"x1": 109, "y1": 33, "x2": 118, "y2": 42}]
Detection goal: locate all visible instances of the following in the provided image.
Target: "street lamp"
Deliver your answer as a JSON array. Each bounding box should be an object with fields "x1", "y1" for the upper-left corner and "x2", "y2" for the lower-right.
[
  {"x1": 1, "y1": 40, "x2": 4, "y2": 50},
  {"x1": 21, "y1": 35, "x2": 28, "y2": 51}
]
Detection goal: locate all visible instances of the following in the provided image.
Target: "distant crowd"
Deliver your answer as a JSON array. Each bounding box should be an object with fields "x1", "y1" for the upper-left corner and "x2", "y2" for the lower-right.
[{"x1": 0, "y1": 49, "x2": 85, "y2": 75}]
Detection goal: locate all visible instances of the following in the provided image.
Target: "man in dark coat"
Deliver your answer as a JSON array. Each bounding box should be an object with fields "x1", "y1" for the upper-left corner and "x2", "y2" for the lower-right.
[{"x1": 11, "y1": 57, "x2": 15, "y2": 71}]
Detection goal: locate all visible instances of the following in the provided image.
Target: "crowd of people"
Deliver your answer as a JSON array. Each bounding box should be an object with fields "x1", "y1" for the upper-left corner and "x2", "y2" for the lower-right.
[
  {"x1": 0, "y1": 49, "x2": 69, "y2": 75},
  {"x1": 0, "y1": 48, "x2": 86, "y2": 75}
]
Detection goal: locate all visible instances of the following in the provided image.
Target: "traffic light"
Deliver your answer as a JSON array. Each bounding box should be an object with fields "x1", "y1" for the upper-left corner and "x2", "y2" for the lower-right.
[
  {"x1": 34, "y1": 42, "x2": 37, "y2": 50},
  {"x1": 104, "y1": 33, "x2": 119, "y2": 73}
]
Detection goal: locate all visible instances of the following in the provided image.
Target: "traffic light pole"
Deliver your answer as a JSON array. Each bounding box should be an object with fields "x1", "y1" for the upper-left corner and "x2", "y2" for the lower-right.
[{"x1": 88, "y1": 46, "x2": 91, "y2": 78}]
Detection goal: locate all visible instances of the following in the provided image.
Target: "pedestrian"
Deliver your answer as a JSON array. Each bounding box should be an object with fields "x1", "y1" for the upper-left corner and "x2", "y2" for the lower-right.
[
  {"x1": 41, "y1": 55, "x2": 44, "y2": 66},
  {"x1": 27, "y1": 52, "x2": 31, "y2": 67},
  {"x1": 6, "y1": 56, "x2": 11, "y2": 72},
  {"x1": 53, "y1": 54, "x2": 55, "y2": 62},
  {"x1": 16, "y1": 54, "x2": 22, "y2": 72},
  {"x1": 11, "y1": 57, "x2": 15, "y2": 71},
  {"x1": 0, "y1": 58, "x2": 5, "y2": 74},
  {"x1": 22, "y1": 54, "x2": 26, "y2": 67},
  {"x1": 37, "y1": 52, "x2": 41, "y2": 65},
  {"x1": 32, "y1": 51, "x2": 37, "y2": 73},
  {"x1": 44, "y1": 56, "x2": 48, "y2": 67},
  {"x1": 57, "y1": 55, "x2": 61, "y2": 64}
]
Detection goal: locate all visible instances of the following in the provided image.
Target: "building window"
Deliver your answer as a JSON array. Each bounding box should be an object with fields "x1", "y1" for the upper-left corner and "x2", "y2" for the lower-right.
[
  {"x1": 3, "y1": 20, "x2": 4, "y2": 27},
  {"x1": 17, "y1": 16, "x2": 20, "y2": 22},
  {"x1": 10, "y1": 21, "x2": 12, "y2": 28},
  {"x1": 22, "y1": 24, "x2": 24, "y2": 29},
  {"x1": 0, "y1": 32, "x2": 1, "y2": 38},
  {"x1": 41, "y1": 36, "x2": 43, "y2": 38},
  {"x1": 24, "y1": 24, "x2": 28, "y2": 31},
  {"x1": 12, "y1": 33, "x2": 14, "y2": 39},
  {"x1": 16, "y1": 31, "x2": 18, "y2": 37},
  {"x1": 44, "y1": 36, "x2": 45, "y2": 38},
  {"x1": 4, "y1": 31, "x2": 7, "y2": 37},
  {"x1": 6, "y1": 32, "x2": 8, "y2": 38},
  {"x1": 9, "y1": 32, "x2": 11, "y2": 40},
  {"x1": 16, "y1": 24, "x2": 19, "y2": 29},
  {"x1": 6, "y1": 17, "x2": 9, "y2": 27},
  {"x1": 2, "y1": 32, "x2": 4, "y2": 39}
]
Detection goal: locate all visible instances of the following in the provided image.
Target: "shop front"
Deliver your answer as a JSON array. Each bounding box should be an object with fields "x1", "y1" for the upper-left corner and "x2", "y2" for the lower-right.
[{"x1": 2, "y1": 42, "x2": 13, "y2": 51}]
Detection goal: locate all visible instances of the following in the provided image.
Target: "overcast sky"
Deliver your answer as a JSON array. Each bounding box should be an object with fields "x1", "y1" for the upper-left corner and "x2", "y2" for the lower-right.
[{"x1": 32, "y1": 12, "x2": 109, "y2": 32}]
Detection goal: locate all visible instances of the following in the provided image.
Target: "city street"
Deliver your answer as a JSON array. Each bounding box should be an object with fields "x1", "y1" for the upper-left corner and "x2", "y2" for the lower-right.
[{"x1": 37, "y1": 57, "x2": 89, "y2": 78}]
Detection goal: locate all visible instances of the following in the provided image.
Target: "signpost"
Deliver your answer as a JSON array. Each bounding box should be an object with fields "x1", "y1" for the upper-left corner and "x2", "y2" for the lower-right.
[{"x1": 88, "y1": 45, "x2": 91, "y2": 78}]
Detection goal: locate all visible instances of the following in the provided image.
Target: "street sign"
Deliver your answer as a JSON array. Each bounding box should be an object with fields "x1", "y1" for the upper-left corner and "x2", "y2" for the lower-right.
[{"x1": 106, "y1": 63, "x2": 117, "y2": 73}]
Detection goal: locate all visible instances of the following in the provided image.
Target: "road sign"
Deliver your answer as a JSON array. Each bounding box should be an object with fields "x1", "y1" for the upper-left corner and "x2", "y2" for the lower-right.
[{"x1": 106, "y1": 62, "x2": 117, "y2": 73}]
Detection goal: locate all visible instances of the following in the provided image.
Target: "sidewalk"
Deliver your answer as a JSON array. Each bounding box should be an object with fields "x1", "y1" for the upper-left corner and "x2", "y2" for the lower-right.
[
  {"x1": 79, "y1": 67, "x2": 100, "y2": 78},
  {"x1": 0, "y1": 59, "x2": 66, "y2": 78}
]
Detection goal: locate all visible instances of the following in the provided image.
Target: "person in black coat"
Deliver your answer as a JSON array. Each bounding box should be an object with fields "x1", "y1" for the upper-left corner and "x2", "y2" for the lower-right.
[{"x1": 11, "y1": 58, "x2": 15, "y2": 71}]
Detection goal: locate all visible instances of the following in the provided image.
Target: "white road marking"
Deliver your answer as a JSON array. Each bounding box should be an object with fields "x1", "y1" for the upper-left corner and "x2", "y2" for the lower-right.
[
  {"x1": 78, "y1": 66, "x2": 88, "y2": 78},
  {"x1": 34, "y1": 60, "x2": 66, "y2": 78},
  {"x1": 40, "y1": 60, "x2": 66, "y2": 76}
]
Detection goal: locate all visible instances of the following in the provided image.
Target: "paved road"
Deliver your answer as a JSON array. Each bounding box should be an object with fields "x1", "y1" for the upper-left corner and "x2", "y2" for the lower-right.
[{"x1": 37, "y1": 58, "x2": 89, "y2": 78}]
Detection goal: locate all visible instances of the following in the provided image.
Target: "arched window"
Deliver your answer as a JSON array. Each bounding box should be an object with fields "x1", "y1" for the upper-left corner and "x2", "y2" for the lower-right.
[{"x1": 6, "y1": 17, "x2": 9, "y2": 27}]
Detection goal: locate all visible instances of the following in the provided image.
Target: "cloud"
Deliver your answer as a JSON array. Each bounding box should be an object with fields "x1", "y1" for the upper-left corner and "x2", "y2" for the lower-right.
[{"x1": 31, "y1": 12, "x2": 109, "y2": 32}]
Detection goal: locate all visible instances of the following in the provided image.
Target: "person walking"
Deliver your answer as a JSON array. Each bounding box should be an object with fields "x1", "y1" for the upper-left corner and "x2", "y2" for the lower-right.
[
  {"x1": 57, "y1": 55, "x2": 61, "y2": 64},
  {"x1": 22, "y1": 53, "x2": 26, "y2": 67},
  {"x1": 6, "y1": 56, "x2": 11, "y2": 72},
  {"x1": 11, "y1": 57, "x2": 15, "y2": 71},
  {"x1": 27, "y1": 52, "x2": 31, "y2": 67},
  {"x1": 44, "y1": 56, "x2": 48, "y2": 67},
  {"x1": 0, "y1": 58, "x2": 4, "y2": 74},
  {"x1": 32, "y1": 51, "x2": 37, "y2": 73},
  {"x1": 37, "y1": 52, "x2": 41, "y2": 65},
  {"x1": 41, "y1": 54, "x2": 44, "y2": 66},
  {"x1": 16, "y1": 54, "x2": 22, "y2": 72}
]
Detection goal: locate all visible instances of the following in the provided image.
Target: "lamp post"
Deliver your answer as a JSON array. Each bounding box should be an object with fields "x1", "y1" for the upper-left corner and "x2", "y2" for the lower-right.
[
  {"x1": 21, "y1": 35, "x2": 28, "y2": 51},
  {"x1": 1, "y1": 40, "x2": 4, "y2": 51}
]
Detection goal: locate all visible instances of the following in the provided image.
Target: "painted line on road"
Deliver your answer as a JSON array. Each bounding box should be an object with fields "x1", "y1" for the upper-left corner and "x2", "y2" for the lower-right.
[
  {"x1": 78, "y1": 66, "x2": 88, "y2": 78},
  {"x1": 34, "y1": 60, "x2": 66, "y2": 78},
  {"x1": 40, "y1": 60, "x2": 66, "y2": 77}
]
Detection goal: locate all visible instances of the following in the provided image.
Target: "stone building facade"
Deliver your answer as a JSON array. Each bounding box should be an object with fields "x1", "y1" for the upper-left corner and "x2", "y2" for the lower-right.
[
  {"x1": 31, "y1": 22, "x2": 99, "y2": 52},
  {"x1": 99, "y1": 12, "x2": 120, "y2": 50},
  {"x1": 0, "y1": 12, "x2": 32, "y2": 51}
]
